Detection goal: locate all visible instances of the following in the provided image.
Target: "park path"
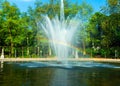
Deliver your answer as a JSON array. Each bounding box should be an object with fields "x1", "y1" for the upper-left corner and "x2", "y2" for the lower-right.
[{"x1": 0, "y1": 58, "x2": 120, "y2": 63}]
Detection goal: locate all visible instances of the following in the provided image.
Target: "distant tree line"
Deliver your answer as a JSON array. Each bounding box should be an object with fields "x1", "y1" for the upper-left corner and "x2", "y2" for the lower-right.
[
  {"x1": 86, "y1": 0, "x2": 120, "y2": 58},
  {"x1": 0, "y1": 0, "x2": 120, "y2": 58}
]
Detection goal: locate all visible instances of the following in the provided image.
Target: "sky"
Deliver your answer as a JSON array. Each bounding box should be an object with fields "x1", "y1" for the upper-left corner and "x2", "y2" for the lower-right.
[{"x1": 7, "y1": 0, "x2": 106, "y2": 12}]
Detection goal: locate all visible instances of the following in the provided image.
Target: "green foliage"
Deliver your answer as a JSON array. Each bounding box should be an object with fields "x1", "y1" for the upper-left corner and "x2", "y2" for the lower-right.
[
  {"x1": 0, "y1": 0, "x2": 120, "y2": 58},
  {"x1": 87, "y1": 0, "x2": 120, "y2": 58},
  {"x1": 101, "y1": 0, "x2": 120, "y2": 14}
]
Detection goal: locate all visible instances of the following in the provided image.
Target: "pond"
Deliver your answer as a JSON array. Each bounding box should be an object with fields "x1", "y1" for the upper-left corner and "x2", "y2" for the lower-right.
[{"x1": 0, "y1": 61, "x2": 120, "y2": 86}]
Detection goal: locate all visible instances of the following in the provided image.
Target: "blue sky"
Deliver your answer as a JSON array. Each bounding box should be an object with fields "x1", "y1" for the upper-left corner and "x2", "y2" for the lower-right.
[{"x1": 7, "y1": 0, "x2": 106, "y2": 12}]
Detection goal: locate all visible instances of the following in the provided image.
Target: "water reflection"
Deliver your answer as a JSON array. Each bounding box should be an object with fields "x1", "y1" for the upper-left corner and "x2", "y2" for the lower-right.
[
  {"x1": 50, "y1": 68, "x2": 68, "y2": 86},
  {"x1": 0, "y1": 62, "x2": 120, "y2": 86},
  {"x1": 0, "y1": 61, "x2": 3, "y2": 71}
]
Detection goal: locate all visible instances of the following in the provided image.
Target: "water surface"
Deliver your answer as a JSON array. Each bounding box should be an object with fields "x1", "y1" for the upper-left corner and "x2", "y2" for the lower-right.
[{"x1": 0, "y1": 62, "x2": 120, "y2": 86}]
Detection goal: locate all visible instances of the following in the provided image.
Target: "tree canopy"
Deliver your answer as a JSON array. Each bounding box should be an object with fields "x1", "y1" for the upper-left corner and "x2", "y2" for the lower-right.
[{"x1": 0, "y1": 0, "x2": 120, "y2": 58}]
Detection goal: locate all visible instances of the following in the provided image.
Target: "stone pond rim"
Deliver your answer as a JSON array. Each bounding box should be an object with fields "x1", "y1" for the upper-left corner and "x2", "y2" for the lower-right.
[{"x1": 0, "y1": 58, "x2": 120, "y2": 63}]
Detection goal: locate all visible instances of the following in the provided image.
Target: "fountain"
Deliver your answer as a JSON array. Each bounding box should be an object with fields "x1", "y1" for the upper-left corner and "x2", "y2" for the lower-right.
[
  {"x1": 0, "y1": 1, "x2": 120, "y2": 86},
  {"x1": 17, "y1": 0, "x2": 120, "y2": 69},
  {"x1": 37, "y1": 0, "x2": 81, "y2": 62}
]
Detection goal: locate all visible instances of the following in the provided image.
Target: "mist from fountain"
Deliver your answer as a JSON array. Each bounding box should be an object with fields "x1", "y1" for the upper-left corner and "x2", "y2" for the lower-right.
[{"x1": 38, "y1": 0, "x2": 81, "y2": 62}]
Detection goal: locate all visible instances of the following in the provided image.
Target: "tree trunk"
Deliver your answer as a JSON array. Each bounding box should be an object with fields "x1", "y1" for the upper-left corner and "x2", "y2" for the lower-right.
[
  {"x1": 22, "y1": 47, "x2": 23, "y2": 57},
  {"x1": 49, "y1": 45, "x2": 52, "y2": 56},
  {"x1": 37, "y1": 47, "x2": 39, "y2": 56},
  {"x1": 83, "y1": 40, "x2": 86, "y2": 55},
  {"x1": 11, "y1": 42, "x2": 14, "y2": 57}
]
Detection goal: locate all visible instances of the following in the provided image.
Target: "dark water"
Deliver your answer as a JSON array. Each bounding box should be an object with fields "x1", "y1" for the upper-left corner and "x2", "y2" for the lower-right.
[{"x1": 0, "y1": 62, "x2": 120, "y2": 86}]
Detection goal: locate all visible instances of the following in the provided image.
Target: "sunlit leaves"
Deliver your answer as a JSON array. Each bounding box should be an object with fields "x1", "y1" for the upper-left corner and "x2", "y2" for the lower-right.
[{"x1": 108, "y1": 0, "x2": 118, "y2": 6}]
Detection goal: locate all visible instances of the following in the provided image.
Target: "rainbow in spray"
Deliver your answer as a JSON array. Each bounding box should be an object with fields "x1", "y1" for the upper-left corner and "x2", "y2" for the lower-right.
[{"x1": 38, "y1": 0, "x2": 81, "y2": 61}]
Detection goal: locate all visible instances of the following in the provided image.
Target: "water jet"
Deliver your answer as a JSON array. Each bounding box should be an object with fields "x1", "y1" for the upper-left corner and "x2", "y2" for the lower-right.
[{"x1": 38, "y1": 0, "x2": 81, "y2": 62}]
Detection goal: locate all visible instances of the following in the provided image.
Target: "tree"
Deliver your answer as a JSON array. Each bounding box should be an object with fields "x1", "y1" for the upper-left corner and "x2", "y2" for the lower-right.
[
  {"x1": 75, "y1": 1, "x2": 93, "y2": 55},
  {"x1": 87, "y1": 0, "x2": 120, "y2": 57},
  {"x1": 1, "y1": 1, "x2": 27, "y2": 57},
  {"x1": 101, "y1": 13, "x2": 120, "y2": 47},
  {"x1": 86, "y1": 12, "x2": 108, "y2": 57},
  {"x1": 101, "y1": 0, "x2": 120, "y2": 15}
]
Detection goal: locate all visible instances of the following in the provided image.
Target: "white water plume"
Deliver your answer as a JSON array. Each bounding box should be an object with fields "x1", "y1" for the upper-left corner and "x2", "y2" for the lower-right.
[{"x1": 37, "y1": 0, "x2": 81, "y2": 61}]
